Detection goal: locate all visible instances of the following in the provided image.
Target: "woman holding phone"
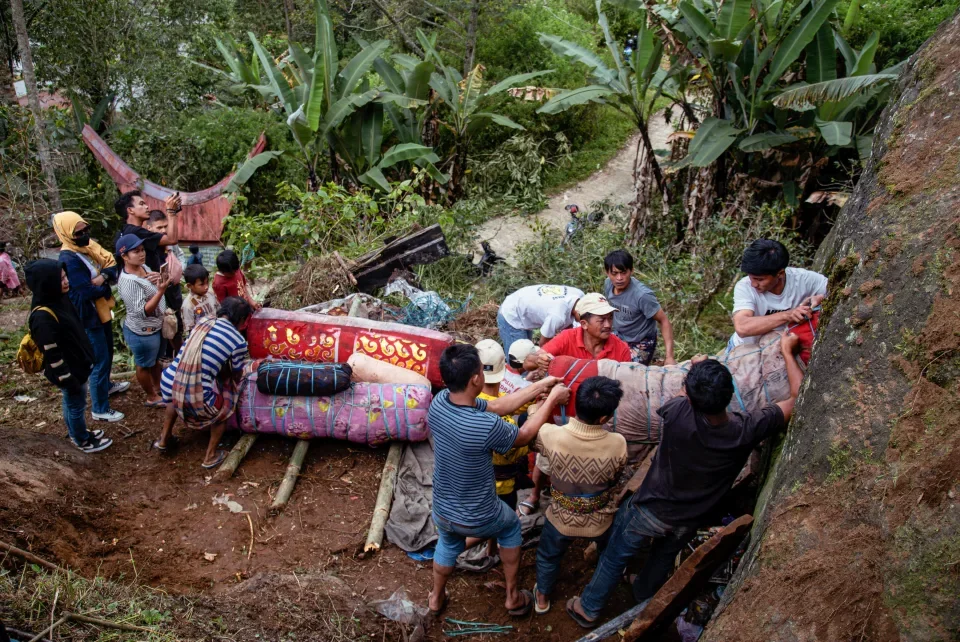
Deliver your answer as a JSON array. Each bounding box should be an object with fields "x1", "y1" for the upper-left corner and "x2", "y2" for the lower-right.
[{"x1": 115, "y1": 234, "x2": 173, "y2": 407}]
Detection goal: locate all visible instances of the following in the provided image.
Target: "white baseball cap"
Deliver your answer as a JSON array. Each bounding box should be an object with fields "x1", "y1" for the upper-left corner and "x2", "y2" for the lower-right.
[
  {"x1": 575, "y1": 292, "x2": 617, "y2": 316},
  {"x1": 476, "y1": 339, "x2": 506, "y2": 383},
  {"x1": 508, "y1": 339, "x2": 537, "y2": 364}
]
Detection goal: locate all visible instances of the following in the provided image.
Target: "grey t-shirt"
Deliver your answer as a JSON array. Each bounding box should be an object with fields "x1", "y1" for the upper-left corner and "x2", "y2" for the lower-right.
[{"x1": 603, "y1": 277, "x2": 661, "y2": 343}]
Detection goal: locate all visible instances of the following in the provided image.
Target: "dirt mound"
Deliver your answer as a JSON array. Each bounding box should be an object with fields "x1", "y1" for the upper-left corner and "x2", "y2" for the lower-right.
[
  {"x1": 442, "y1": 302, "x2": 499, "y2": 343},
  {"x1": 263, "y1": 255, "x2": 354, "y2": 310}
]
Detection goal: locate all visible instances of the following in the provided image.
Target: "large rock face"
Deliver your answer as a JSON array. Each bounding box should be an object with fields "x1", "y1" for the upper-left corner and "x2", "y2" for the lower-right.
[{"x1": 706, "y1": 12, "x2": 960, "y2": 642}]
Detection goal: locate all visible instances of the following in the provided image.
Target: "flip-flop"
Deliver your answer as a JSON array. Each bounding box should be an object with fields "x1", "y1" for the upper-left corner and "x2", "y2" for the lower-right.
[
  {"x1": 201, "y1": 449, "x2": 227, "y2": 469},
  {"x1": 517, "y1": 500, "x2": 539, "y2": 516},
  {"x1": 566, "y1": 597, "x2": 597, "y2": 629},
  {"x1": 507, "y1": 589, "x2": 534, "y2": 617},
  {"x1": 428, "y1": 590, "x2": 449, "y2": 617},
  {"x1": 143, "y1": 400, "x2": 167, "y2": 408},
  {"x1": 533, "y1": 584, "x2": 551, "y2": 615},
  {"x1": 152, "y1": 436, "x2": 179, "y2": 453}
]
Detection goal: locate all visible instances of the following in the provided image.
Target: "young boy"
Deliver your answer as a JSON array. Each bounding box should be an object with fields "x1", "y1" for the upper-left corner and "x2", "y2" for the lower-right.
[
  {"x1": 533, "y1": 376, "x2": 626, "y2": 614},
  {"x1": 213, "y1": 249, "x2": 260, "y2": 310},
  {"x1": 187, "y1": 245, "x2": 203, "y2": 266},
  {"x1": 603, "y1": 250, "x2": 676, "y2": 366},
  {"x1": 181, "y1": 264, "x2": 219, "y2": 336}
]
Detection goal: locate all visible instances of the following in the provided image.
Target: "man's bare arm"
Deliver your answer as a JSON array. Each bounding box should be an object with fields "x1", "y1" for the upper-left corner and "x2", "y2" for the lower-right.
[
  {"x1": 654, "y1": 308, "x2": 676, "y2": 365},
  {"x1": 513, "y1": 385, "x2": 570, "y2": 447},
  {"x1": 776, "y1": 333, "x2": 803, "y2": 421},
  {"x1": 486, "y1": 376, "x2": 560, "y2": 417},
  {"x1": 733, "y1": 307, "x2": 812, "y2": 338},
  {"x1": 158, "y1": 194, "x2": 181, "y2": 246}
]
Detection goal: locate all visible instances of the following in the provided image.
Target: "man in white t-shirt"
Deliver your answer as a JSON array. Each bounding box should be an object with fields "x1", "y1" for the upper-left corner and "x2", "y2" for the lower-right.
[
  {"x1": 729, "y1": 239, "x2": 828, "y2": 348},
  {"x1": 498, "y1": 285, "x2": 584, "y2": 350}
]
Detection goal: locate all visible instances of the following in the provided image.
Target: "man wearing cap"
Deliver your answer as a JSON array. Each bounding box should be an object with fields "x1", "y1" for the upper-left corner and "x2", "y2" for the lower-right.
[
  {"x1": 523, "y1": 293, "x2": 632, "y2": 372},
  {"x1": 498, "y1": 285, "x2": 584, "y2": 349}
]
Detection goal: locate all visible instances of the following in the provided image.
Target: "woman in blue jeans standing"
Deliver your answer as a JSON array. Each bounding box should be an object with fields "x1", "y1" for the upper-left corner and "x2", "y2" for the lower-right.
[
  {"x1": 53, "y1": 212, "x2": 129, "y2": 422},
  {"x1": 25, "y1": 260, "x2": 113, "y2": 453}
]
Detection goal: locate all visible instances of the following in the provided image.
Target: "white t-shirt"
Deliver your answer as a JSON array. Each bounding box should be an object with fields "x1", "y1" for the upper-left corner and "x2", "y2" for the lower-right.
[
  {"x1": 730, "y1": 267, "x2": 828, "y2": 346},
  {"x1": 500, "y1": 285, "x2": 584, "y2": 339},
  {"x1": 499, "y1": 369, "x2": 533, "y2": 396}
]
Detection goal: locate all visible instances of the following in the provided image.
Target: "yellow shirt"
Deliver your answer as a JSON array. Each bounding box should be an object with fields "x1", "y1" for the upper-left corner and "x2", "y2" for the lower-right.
[{"x1": 479, "y1": 391, "x2": 529, "y2": 495}]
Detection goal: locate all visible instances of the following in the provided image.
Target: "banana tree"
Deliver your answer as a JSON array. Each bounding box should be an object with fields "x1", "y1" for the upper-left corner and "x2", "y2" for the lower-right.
[{"x1": 192, "y1": 35, "x2": 271, "y2": 106}]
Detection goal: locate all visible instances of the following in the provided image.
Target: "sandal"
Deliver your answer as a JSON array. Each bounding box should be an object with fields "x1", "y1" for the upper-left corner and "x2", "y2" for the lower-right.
[
  {"x1": 517, "y1": 500, "x2": 539, "y2": 517},
  {"x1": 566, "y1": 597, "x2": 597, "y2": 629},
  {"x1": 143, "y1": 400, "x2": 167, "y2": 408},
  {"x1": 507, "y1": 589, "x2": 534, "y2": 617},
  {"x1": 428, "y1": 590, "x2": 449, "y2": 617},
  {"x1": 152, "y1": 436, "x2": 179, "y2": 452},
  {"x1": 533, "y1": 584, "x2": 551, "y2": 615},
  {"x1": 201, "y1": 449, "x2": 228, "y2": 469}
]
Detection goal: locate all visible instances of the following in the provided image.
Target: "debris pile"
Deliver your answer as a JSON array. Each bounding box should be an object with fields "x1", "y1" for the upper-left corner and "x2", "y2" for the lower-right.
[{"x1": 263, "y1": 255, "x2": 355, "y2": 311}]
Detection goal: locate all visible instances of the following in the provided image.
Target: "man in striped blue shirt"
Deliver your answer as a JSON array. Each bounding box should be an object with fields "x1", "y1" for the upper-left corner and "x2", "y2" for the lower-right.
[{"x1": 427, "y1": 343, "x2": 570, "y2": 617}]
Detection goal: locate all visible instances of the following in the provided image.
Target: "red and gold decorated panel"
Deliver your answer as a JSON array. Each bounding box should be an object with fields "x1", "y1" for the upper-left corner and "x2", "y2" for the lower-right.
[{"x1": 247, "y1": 308, "x2": 454, "y2": 387}]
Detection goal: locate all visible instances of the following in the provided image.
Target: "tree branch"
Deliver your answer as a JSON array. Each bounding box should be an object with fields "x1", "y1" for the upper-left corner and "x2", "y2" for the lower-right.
[
  {"x1": 368, "y1": 0, "x2": 424, "y2": 56},
  {"x1": 401, "y1": 10, "x2": 464, "y2": 41},
  {"x1": 421, "y1": 0, "x2": 465, "y2": 29}
]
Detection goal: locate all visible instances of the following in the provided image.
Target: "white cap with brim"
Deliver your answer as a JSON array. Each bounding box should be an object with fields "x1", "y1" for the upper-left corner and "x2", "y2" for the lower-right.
[
  {"x1": 476, "y1": 338, "x2": 506, "y2": 384},
  {"x1": 575, "y1": 292, "x2": 617, "y2": 316},
  {"x1": 508, "y1": 339, "x2": 537, "y2": 364}
]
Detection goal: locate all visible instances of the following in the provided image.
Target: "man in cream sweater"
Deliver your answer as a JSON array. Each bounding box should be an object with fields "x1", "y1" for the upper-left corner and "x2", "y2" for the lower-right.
[{"x1": 532, "y1": 376, "x2": 627, "y2": 614}]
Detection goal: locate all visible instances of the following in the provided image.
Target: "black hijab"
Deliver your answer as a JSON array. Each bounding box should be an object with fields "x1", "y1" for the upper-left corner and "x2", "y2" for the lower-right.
[{"x1": 25, "y1": 259, "x2": 94, "y2": 360}]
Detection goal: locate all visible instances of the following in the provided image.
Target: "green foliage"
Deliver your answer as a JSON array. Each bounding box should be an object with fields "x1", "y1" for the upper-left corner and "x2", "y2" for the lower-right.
[
  {"x1": 472, "y1": 133, "x2": 571, "y2": 208},
  {"x1": 0, "y1": 106, "x2": 54, "y2": 255},
  {"x1": 840, "y1": 0, "x2": 960, "y2": 69}
]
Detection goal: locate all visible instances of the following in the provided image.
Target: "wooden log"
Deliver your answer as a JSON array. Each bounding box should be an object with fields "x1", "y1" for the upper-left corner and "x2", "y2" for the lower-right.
[
  {"x1": 333, "y1": 251, "x2": 358, "y2": 287},
  {"x1": 621, "y1": 515, "x2": 754, "y2": 642},
  {"x1": 0, "y1": 540, "x2": 61, "y2": 573},
  {"x1": 270, "y1": 439, "x2": 310, "y2": 513},
  {"x1": 573, "y1": 602, "x2": 649, "y2": 642},
  {"x1": 213, "y1": 434, "x2": 258, "y2": 482},
  {"x1": 68, "y1": 613, "x2": 157, "y2": 634},
  {"x1": 363, "y1": 442, "x2": 404, "y2": 555}
]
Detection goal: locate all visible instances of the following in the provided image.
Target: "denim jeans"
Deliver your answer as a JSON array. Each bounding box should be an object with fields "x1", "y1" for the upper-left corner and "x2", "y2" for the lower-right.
[
  {"x1": 433, "y1": 498, "x2": 523, "y2": 568},
  {"x1": 85, "y1": 322, "x2": 113, "y2": 414},
  {"x1": 535, "y1": 518, "x2": 611, "y2": 597},
  {"x1": 496, "y1": 311, "x2": 533, "y2": 353},
  {"x1": 62, "y1": 383, "x2": 91, "y2": 444},
  {"x1": 579, "y1": 501, "x2": 695, "y2": 619}
]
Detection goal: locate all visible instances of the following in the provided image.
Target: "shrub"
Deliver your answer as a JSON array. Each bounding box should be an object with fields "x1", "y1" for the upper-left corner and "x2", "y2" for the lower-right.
[{"x1": 841, "y1": 0, "x2": 960, "y2": 68}]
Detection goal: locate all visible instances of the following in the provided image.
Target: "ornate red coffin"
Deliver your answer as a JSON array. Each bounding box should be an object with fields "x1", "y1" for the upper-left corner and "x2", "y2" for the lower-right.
[{"x1": 247, "y1": 308, "x2": 455, "y2": 387}]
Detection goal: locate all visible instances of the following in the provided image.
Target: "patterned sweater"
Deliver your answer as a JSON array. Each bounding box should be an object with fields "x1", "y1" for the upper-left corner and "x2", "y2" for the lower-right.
[{"x1": 537, "y1": 419, "x2": 627, "y2": 537}]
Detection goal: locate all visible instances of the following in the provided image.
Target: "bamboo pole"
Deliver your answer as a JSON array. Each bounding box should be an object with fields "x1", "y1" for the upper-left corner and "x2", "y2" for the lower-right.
[
  {"x1": 214, "y1": 434, "x2": 258, "y2": 482},
  {"x1": 270, "y1": 439, "x2": 310, "y2": 513},
  {"x1": 363, "y1": 442, "x2": 404, "y2": 555},
  {"x1": 0, "y1": 541, "x2": 61, "y2": 573}
]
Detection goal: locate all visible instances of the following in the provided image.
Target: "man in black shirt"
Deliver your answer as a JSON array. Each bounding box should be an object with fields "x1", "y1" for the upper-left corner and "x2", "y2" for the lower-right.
[
  {"x1": 566, "y1": 333, "x2": 804, "y2": 628},
  {"x1": 113, "y1": 190, "x2": 181, "y2": 274}
]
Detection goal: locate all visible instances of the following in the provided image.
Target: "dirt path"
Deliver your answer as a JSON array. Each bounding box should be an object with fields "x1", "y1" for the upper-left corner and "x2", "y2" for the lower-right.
[{"x1": 476, "y1": 113, "x2": 675, "y2": 263}]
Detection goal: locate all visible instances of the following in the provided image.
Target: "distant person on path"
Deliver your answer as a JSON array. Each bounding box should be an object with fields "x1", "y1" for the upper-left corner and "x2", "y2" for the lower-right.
[
  {"x1": 213, "y1": 249, "x2": 260, "y2": 310},
  {"x1": 524, "y1": 294, "x2": 632, "y2": 373},
  {"x1": 566, "y1": 334, "x2": 804, "y2": 628},
  {"x1": 187, "y1": 245, "x2": 204, "y2": 266},
  {"x1": 603, "y1": 250, "x2": 676, "y2": 366},
  {"x1": 25, "y1": 259, "x2": 113, "y2": 453},
  {"x1": 113, "y1": 190, "x2": 182, "y2": 272},
  {"x1": 155, "y1": 297, "x2": 253, "y2": 469},
  {"x1": 532, "y1": 375, "x2": 627, "y2": 615},
  {"x1": 498, "y1": 285, "x2": 583, "y2": 349},
  {"x1": 53, "y1": 212, "x2": 128, "y2": 424},
  {"x1": 0, "y1": 242, "x2": 21, "y2": 295},
  {"x1": 181, "y1": 264, "x2": 219, "y2": 336},
  {"x1": 427, "y1": 343, "x2": 569, "y2": 618},
  {"x1": 116, "y1": 234, "x2": 174, "y2": 407},
  {"x1": 729, "y1": 239, "x2": 827, "y2": 349}
]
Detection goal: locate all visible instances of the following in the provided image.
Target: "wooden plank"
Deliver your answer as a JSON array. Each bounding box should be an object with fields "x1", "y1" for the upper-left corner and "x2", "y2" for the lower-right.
[
  {"x1": 351, "y1": 224, "x2": 449, "y2": 291},
  {"x1": 622, "y1": 515, "x2": 754, "y2": 641},
  {"x1": 617, "y1": 446, "x2": 658, "y2": 504}
]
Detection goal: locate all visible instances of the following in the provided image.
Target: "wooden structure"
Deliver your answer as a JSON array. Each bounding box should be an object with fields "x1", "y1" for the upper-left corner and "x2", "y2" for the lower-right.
[
  {"x1": 81, "y1": 124, "x2": 268, "y2": 243},
  {"x1": 350, "y1": 224, "x2": 449, "y2": 292}
]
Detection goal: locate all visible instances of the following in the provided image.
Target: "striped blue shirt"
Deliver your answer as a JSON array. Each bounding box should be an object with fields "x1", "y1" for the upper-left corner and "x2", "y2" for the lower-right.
[
  {"x1": 428, "y1": 389, "x2": 519, "y2": 526},
  {"x1": 160, "y1": 319, "x2": 248, "y2": 406}
]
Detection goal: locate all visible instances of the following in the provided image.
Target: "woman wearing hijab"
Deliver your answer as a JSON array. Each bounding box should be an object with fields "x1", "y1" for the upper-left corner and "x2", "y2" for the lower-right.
[
  {"x1": 153, "y1": 296, "x2": 252, "y2": 469},
  {"x1": 25, "y1": 259, "x2": 113, "y2": 453},
  {"x1": 53, "y1": 212, "x2": 129, "y2": 423}
]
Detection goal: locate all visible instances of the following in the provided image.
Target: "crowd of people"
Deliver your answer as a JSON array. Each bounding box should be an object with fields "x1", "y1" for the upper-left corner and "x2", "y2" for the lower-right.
[
  {"x1": 427, "y1": 239, "x2": 826, "y2": 625},
  {"x1": 23, "y1": 196, "x2": 829, "y2": 627}
]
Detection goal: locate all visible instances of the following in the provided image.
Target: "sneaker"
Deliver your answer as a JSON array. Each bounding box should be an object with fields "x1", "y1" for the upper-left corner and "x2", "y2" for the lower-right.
[
  {"x1": 92, "y1": 409, "x2": 125, "y2": 422},
  {"x1": 65, "y1": 428, "x2": 104, "y2": 440},
  {"x1": 108, "y1": 381, "x2": 131, "y2": 396},
  {"x1": 74, "y1": 435, "x2": 113, "y2": 453}
]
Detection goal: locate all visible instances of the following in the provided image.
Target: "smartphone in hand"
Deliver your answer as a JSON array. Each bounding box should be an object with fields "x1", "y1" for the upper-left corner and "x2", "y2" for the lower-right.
[{"x1": 159, "y1": 261, "x2": 170, "y2": 283}]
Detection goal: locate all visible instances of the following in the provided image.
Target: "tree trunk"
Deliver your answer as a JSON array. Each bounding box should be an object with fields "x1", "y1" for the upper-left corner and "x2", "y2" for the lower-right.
[
  {"x1": 462, "y1": 0, "x2": 480, "y2": 79},
  {"x1": 705, "y1": 13, "x2": 960, "y2": 641},
  {"x1": 9, "y1": 0, "x2": 61, "y2": 212},
  {"x1": 282, "y1": 0, "x2": 294, "y2": 41}
]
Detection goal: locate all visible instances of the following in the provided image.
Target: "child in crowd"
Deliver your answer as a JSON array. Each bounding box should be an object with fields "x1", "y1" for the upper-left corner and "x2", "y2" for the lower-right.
[
  {"x1": 213, "y1": 249, "x2": 260, "y2": 310},
  {"x1": 187, "y1": 245, "x2": 203, "y2": 266},
  {"x1": 181, "y1": 264, "x2": 219, "y2": 336}
]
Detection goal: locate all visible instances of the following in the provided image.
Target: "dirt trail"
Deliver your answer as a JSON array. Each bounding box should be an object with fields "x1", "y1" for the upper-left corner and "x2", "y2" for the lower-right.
[{"x1": 476, "y1": 113, "x2": 675, "y2": 263}]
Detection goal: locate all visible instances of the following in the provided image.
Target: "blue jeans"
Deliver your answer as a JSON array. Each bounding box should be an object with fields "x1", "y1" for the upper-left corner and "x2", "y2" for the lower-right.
[
  {"x1": 433, "y1": 498, "x2": 523, "y2": 568},
  {"x1": 497, "y1": 311, "x2": 533, "y2": 352},
  {"x1": 85, "y1": 322, "x2": 113, "y2": 414},
  {"x1": 62, "y1": 383, "x2": 91, "y2": 444},
  {"x1": 579, "y1": 501, "x2": 695, "y2": 619},
  {"x1": 536, "y1": 518, "x2": 611, "y2": 597}
]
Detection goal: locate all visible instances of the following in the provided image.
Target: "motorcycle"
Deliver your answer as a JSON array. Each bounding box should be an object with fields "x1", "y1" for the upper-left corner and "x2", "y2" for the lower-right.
[
  {"x1": 474, "y1": 240, "x2": 505, "y2": 275},
  {"x1": 560, "y1": 203, "x2": 605, "y2": 248}
]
